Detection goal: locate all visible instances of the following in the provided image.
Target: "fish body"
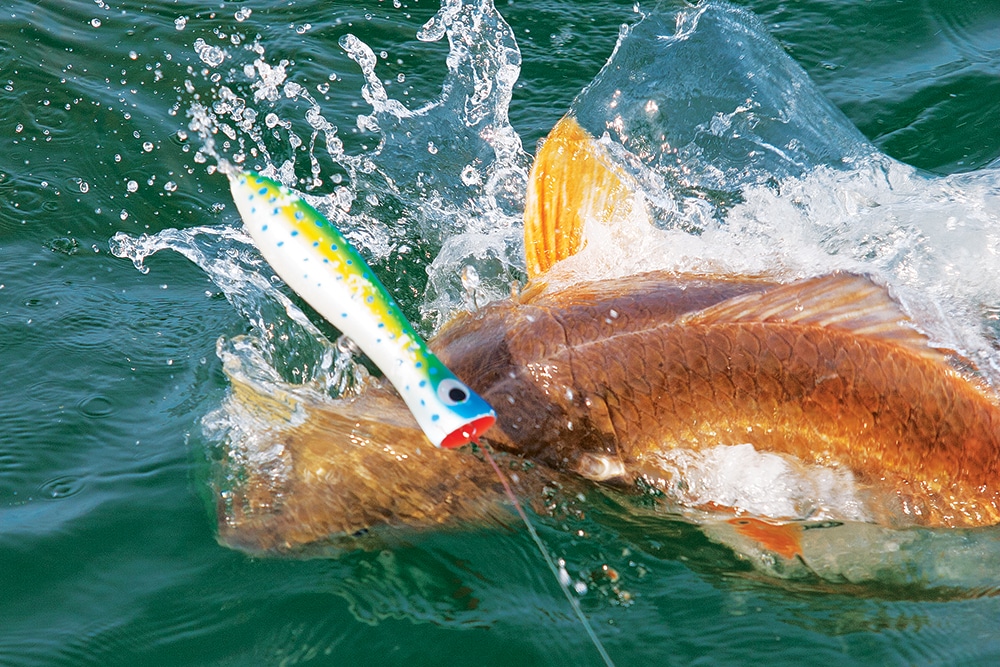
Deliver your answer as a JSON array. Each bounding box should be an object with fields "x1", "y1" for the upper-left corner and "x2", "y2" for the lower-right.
[
  {"x1": 434, "y1": 269, "x2": 1000, "y2": 527},
  {"x1": 223, "y1": 117, "x2": 1000, "y2": 555}
]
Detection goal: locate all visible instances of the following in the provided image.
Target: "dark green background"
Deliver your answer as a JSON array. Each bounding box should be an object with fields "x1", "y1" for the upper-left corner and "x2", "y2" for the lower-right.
[{"x1": 2, "y1": 1, "x2": 1000, "y2": 664}]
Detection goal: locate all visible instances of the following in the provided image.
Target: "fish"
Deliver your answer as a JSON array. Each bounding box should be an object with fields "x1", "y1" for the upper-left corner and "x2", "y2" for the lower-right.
[{"x1": 218, "y1": 116, "x2": 1000, "y2": 555}]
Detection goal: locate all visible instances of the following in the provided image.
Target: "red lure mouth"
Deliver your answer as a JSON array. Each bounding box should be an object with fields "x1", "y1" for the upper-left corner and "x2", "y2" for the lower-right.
[{"x1": 439, "y1": 415, "x2": 496, "y2": 449}]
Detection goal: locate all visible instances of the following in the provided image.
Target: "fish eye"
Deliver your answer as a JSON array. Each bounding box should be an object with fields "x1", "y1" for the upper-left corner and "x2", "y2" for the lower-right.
[{"x1": 437, "y1": 378, "x2": 470, "y2": 406}]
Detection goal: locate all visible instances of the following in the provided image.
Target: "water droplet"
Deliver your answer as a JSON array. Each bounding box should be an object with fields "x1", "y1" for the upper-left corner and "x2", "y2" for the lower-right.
[
  {"x1": 174, "y1": 16, "x2": 188, "y2": 31},
  {"x1": 164, "y1": 181, "x2": 177, "y2": 192},
  {"x1": 120, "y1": 209, "x2": 129, "y2": 220},
  {"x1": 128, "y1": 50, "x2": 138, "y2": 60},
  {"x1": 142, "y1": 141, "x2": 154, "y2": 152},
  {"x1": 126, "y1": 180, "x2": 138, "y2": 193},
  {"x1": 76, "y1": 179, "x2": 90, "y2": 193},
  {"x1": 234, "y1": 7, "x2": 252, "y2": 22},
  {"x1": 427, "y1": 141, "x2": 438, "y2": 155},
  {"x1": 194, "y1": 37, "x2": 226, "y2": 67},
  {"x1": 90, "y1": 18, "x2": 101, "y2": 28}
]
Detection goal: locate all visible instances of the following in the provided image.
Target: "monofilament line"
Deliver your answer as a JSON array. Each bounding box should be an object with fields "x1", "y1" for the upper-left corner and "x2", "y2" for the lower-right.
[{"x1": 478, "y1": 442, "x2": 615, "y2": 667}]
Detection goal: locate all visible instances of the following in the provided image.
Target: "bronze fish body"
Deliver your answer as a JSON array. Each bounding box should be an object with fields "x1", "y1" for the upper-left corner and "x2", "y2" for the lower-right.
[
  {"x1": 436, "y1": 270, "x2": 1000, "y2": 527},
  {"x1": 219, "y1": 117, "x2": 1000, "y2": 554}
]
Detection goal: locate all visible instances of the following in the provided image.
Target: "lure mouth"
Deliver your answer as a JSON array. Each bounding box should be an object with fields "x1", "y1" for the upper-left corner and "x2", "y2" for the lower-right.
[{"x1": 439, "y1": 415, "x2": 496, "y2": 449}]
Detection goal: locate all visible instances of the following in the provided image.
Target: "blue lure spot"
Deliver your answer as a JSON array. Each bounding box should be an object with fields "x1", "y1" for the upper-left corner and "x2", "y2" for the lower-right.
[
  {"x1": 261, "y1": 224, "x2": 267, "y2": 231},
  {"x1": 294, "y1": 210, "x2": 304, "y2": 220},
  {"x1": 366, "y1": 295, "x2": 374, "y2": 303},
  {"x1": 330, "y1": 244, "x2": 338, "y2": 251},
  {"x1": 272, "y1": 208, "x2": 279, "y2": 215},
  {"x1": 419, "y1": 380, "x2": 426, "y2": 387},
  {"x1": 415, "y1": 362, "x2": 423, "y2": 368},
  {"x1": 429, "y1": 367, "x2": 438, "y2": 375},
  {"x1": 290, "y1": 230, "x2": 298, "y2": 236},
  {"x1": 431, "y1": 414, "x2": 440, "y2": 422},
  {"x1": 258, "y1": 187, "x2": 268, "y2": 195},
  {"x1": 312, "y1": 241, "x2": 319, "y2": 247},
  {"x1": 277, "y1": 241, "x2": 284, "y2": 247},
  {"x1": 341, "y1": 312, "x2": 348, "y2": 318}
]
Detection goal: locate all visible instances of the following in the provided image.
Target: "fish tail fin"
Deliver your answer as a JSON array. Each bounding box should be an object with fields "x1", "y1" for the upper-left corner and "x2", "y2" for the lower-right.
[{"x1": 523, "y1": 116, "x2": 649, "y2": 279}]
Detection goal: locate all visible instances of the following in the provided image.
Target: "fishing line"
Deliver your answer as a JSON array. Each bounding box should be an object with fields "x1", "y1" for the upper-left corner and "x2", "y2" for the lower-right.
[{"x1": 478, "y1": 442, "x2": 616, "y2": 667}]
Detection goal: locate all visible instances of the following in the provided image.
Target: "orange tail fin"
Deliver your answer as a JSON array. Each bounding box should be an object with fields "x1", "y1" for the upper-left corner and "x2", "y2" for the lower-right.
[{"x1": 523, "y1": 116, "x2": 646, "y2": 279}]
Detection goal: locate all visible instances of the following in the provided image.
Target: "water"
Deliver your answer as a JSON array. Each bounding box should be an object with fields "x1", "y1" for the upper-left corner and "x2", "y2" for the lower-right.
[{"x1": 4, "y1": 0, "x2": 1000, "y2": 664}]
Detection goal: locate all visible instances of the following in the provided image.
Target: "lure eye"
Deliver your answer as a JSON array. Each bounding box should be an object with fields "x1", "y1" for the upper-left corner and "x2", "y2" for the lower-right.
[{"x1": 437, "y1": 378, "x2": 471, "y2": 406}]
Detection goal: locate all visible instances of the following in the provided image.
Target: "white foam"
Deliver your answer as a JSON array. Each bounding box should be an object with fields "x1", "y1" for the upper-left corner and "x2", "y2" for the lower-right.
[{"x1": 645, "y1": 443, "x2": 871, "y2": 523}]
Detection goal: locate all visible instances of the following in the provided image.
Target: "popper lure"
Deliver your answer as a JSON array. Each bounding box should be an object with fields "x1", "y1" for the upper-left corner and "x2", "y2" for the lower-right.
[{"x1": 228, "y1": 170, "x2": 495, "y2": 448}]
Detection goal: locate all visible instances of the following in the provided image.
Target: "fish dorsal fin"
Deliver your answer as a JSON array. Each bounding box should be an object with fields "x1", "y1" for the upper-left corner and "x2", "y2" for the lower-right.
[
  {"x1": 523, "y1": 116, "x2": 647, "y2": 279},
  {"x1": 684, "y1": 272, "x2": 949, "y2": 363}
]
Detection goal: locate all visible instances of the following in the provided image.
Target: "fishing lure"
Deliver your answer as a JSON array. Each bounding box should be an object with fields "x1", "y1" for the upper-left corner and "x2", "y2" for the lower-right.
[{"x1": 228, "y1": 170, "x2": 496, "y2": 449}]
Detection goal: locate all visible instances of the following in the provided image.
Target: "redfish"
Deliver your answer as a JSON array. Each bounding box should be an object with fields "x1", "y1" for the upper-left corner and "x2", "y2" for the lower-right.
[{"x1": 219, "y1": 117, "x2": 1000, "y2": 553}]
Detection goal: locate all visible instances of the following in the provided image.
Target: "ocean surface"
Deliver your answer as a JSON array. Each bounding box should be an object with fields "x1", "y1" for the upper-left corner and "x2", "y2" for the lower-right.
[{"x1": 3, "y1": 0, "x2": 1000, "y2": 665}]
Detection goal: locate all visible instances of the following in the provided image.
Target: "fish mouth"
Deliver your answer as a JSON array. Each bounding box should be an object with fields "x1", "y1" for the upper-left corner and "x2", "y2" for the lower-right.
[{"x1": 439, "y1": 415, "x2": 497, "y2": 449}]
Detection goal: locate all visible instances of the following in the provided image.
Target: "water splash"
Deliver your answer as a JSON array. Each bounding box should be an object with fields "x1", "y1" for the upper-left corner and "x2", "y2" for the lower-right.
[{"x1": 113, "y1": 0, "x2": 1000, "y2": 590}]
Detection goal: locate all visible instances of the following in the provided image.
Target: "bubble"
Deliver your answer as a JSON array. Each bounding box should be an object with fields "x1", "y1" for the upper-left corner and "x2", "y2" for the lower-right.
[
  {"x1": 234, "y1": 7, "x2": 252, "y2": 22},
  {"x1": 295, "y1": 23, "x2": 312, "y2": 35},
  {"x1": 76, "y1": 179, "x2": 90, "y2": 193},
  {"x1": 427, "y1": 141, "x2": 438, "y2": 155},
  {"x1": 142, "y1": 142, "x2": 154, "y2": 152},
  {"x1": 461, "y1": 164, "x2": 481, "y2": 186},
  {"x1": 127, "y1": 180, "x2": 138, "y2": 192},
  {"x1": 90, "y1": 18, "x2": 101, "y2": 28}
]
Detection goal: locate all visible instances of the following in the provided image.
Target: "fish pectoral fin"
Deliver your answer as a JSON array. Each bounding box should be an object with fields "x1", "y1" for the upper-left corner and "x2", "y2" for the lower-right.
[
  {"x1": 523, "y1": 116, "x2": 651, "y2": 279},
  {"x1": 683, "y1": 272, "x2": 952, "y2": 364},
  {"x1": 727, "y1": 517, "x2": 805, "y2": 560}
]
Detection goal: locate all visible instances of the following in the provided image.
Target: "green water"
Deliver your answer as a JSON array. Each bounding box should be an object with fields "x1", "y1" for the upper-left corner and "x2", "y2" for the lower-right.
[{"x1": 3, "y1": 1, "x2": 1000, "y2": 665}]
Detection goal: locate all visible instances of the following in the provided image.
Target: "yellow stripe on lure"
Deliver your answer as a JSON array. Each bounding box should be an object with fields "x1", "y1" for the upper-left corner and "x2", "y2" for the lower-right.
[{"x1": 228, "y1": 170, "x2": 495, "y2": 449}]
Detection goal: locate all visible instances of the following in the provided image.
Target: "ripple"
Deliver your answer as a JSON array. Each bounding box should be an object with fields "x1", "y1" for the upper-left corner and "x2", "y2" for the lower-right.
[
  {"x1": 38, "y1": 475, "x2": 84, "y2": 500},
  {"x1": 77, "y1": 394, "x2": 114, "y2": 419}
]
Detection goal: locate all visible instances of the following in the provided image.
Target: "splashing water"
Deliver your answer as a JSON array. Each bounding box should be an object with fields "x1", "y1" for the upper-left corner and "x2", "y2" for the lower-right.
[{"x1": 111, "y1": 0, "x2": 1000, "y2": 590}]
